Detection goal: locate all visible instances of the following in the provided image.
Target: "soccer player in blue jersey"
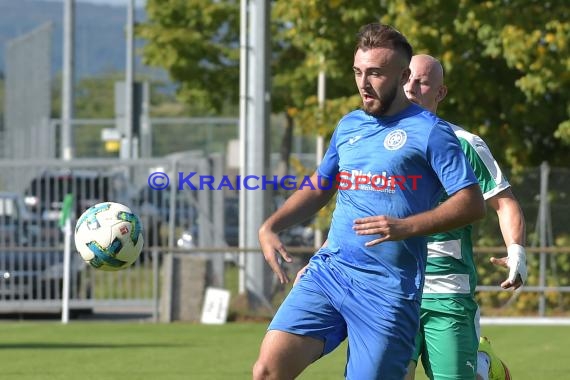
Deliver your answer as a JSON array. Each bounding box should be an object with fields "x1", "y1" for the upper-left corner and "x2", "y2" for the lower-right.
[
  {"x1": 403, "y1": 54, "x2": 526, "y2": 380},
  {"x1": 252, "y1": 24, "x2": 486, "y2": 380}
]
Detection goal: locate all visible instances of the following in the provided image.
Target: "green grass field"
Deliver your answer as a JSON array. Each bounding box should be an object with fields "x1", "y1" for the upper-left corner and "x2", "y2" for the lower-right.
[{"x1": 0, "y1": 322, "x2": 568, "y2": 379}]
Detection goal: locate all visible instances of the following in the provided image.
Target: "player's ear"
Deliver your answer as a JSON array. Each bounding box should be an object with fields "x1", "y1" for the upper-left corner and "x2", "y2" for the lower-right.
[
  {"x1": 436, "y1": 85, "x2": 448, "y2": 102},
  {"x1": 400, "y1": 67, "x2": 411, "y2": 86}
]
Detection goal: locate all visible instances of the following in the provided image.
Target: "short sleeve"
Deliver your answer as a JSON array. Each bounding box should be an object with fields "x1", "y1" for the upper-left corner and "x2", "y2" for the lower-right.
[
  {"x1": 458, "y1": 134, "x2": 510, "y2": 200},
  {"x1": 427, "y1": 121, "x2": 478, "y2": 196},
  {"x1": 317, "y1": 128, "x2": 340, "y2": 180}
]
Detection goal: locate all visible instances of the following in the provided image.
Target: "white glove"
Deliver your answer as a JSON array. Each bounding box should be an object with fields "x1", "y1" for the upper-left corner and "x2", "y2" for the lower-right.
[{"x1": 507, "y1": 244, "x2": 527, "y2": 285}]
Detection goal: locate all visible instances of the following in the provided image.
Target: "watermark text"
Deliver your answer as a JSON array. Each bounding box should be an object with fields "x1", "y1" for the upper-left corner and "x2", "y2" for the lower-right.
[{"x1": 147, "y1": 171, "x2": 422, "y2": 192}]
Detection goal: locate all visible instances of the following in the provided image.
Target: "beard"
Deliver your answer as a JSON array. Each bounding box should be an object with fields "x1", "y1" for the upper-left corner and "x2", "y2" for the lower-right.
[{"x1": 362, "y1": 81, "x2": 398, "y2": 117}]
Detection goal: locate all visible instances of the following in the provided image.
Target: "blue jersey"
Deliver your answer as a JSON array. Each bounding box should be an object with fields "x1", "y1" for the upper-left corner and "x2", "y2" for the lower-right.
[{"x1": 317, "y1": 104, "x2": 478, "y2": 301}]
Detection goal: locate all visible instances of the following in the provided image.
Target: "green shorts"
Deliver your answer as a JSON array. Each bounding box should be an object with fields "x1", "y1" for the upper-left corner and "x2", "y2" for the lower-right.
[{"x1": 412, "y1": 297, "x2": 479, "y2": 379}]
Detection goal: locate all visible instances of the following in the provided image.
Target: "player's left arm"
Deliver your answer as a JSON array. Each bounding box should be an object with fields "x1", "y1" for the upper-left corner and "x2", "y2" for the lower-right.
[
  {"x1": 461, "y1": 131, "x2": 528, "y2": 290},
  {"x1": 354, "y1": 184, "x2": 486, "y2": 244},
  {"x1": 487, "y1": 188, "x2": 527, "y2": 289}
]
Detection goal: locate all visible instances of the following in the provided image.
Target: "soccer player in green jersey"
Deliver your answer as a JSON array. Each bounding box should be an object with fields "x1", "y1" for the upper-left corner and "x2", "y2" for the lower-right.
[{"x1": 403, "y1": 54, "x2": 527, "y2": 380}]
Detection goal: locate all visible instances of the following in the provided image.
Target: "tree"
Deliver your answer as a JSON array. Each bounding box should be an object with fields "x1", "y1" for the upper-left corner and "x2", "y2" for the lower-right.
[
  {"x1": 137, "y1": 0, "x2": 240, "y2": 115},
  {"x1": 137, "y1": 1, "x2": 380, "y2": 175},
  {"x1": 138, "y1": 1, "x2": 569, "y2": 170},
  {"x1": 379, "y1": 0, "x2": 570, "y2": 169},
  {"x1": 270, "y1": 0, "x2": 374, "y2": 175},
  {"x1": 277, "y1": 0, "x2": 569, "y2": 169},
  {"x1": 271, "y1": 0, "x2": 380, "y2": 139}
]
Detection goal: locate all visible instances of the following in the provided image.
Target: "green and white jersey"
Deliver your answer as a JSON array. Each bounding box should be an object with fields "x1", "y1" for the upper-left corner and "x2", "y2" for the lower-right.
[{"x1": 423, "y1": 124, "x2": 510, "y2": 298}]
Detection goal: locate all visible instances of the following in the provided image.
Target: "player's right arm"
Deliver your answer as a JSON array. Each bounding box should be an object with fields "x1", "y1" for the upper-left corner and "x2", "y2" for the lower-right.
[
  {"x1": 487, "y1": 188, "x2": 527, "y2": 289},
  {"x1": 259, "y1": 172, "x2": 337, "y2": 284},
  {"x1": 459, "y1": 130, "x2": 528, "y2": 289}
]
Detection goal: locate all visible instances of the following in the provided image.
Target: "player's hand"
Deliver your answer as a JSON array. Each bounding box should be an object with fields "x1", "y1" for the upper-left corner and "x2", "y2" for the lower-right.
[
  {"x1": 352, "y1": 215, "x2": 411, "y2": 246},
  {"x1": 258, "y1": 225, "x2": 293, "y2": 284},
  {"x1": 294, "y1": 264, "x2": 309, "y2": 286},
  {"x1": 490, "y1": 244, "x2": 527, "y2": 290}
]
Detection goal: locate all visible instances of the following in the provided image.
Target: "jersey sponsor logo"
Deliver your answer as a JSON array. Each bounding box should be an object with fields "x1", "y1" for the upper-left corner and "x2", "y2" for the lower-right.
[
  {"x1": 384, "y1": 129, "x2": 407, "y2": 150},
  {"x1": 348, "y1": 135, "x2": 362, "y2": 145},
  {"x1": 337, "y1": 169, "x2": 421, "y2": 192}
]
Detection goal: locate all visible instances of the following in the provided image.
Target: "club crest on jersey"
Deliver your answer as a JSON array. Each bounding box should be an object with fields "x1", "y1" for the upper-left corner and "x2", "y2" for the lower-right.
[{"x1": 384, "y1": 129, "x2": 407, "y2": 150}]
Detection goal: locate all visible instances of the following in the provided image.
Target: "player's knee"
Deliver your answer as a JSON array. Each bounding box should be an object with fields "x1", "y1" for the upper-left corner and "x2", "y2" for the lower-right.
[
  {"x1": 253, "y1": 358, "x2": 294, "y2": 380},
  {"x1": 252, "y1": 358, "x2": 272, "y2": 380}
]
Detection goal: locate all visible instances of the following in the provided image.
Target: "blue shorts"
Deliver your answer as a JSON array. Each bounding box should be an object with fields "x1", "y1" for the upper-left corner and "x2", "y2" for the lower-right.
[{"x1": 269, "y1": 255, "x2": 420, "y2": 380}]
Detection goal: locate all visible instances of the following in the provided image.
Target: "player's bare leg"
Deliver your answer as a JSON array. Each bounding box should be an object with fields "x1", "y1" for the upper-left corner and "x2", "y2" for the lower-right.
[
  {"x1": 404, "y1": 361, "x2": 417, "y2": 380},
  {"x1": 252, "y1": 330, "x2": 324, "y2": 380}
]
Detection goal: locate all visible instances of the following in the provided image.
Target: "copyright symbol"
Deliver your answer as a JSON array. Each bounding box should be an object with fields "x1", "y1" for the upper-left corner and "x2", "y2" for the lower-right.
[{"x1": 148, "y1": 172, "x2": 169, "y2": 190}]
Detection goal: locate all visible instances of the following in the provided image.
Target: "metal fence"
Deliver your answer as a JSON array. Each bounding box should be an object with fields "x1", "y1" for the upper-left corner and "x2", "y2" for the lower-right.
[
  {"x1": 0, "y1": 156, "x2": 221, "y2": 317},
  {"x1": 0, "y1": 158, "x2": 568, "y2": 319},
  {"x1": 3, "y1": 22, "x2": 54, "y2": 161}
]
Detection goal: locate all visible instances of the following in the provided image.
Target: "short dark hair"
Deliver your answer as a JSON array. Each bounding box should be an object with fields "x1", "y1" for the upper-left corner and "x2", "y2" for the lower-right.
[{"x1": 355, "y1": 23, "x2": 413, "y2": 64}]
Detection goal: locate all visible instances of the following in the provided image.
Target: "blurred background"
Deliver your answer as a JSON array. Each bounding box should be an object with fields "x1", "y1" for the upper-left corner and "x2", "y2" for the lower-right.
[{"x1": 0, "y1": 0, "x2": 568, "y2": 322}]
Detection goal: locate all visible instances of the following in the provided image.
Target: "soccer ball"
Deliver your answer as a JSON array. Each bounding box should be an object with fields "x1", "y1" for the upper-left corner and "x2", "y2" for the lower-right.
[{"x1": 74, "y1": 202, "x2": 144, "y2": 271}]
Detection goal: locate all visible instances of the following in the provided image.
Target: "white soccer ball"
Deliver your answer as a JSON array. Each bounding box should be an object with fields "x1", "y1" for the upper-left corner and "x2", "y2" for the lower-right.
[{"x1": 74, "y1": 202, "x2": 144, "y2": 271}]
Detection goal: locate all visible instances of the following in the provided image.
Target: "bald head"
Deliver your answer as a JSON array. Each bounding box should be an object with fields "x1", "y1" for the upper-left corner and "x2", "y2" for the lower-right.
[
  {"x1": 411, "y1": 55, "x2": 445, "y2": 86},
  {"x1": 404, "y1": 54, "x2": 447, "y2": 113}
]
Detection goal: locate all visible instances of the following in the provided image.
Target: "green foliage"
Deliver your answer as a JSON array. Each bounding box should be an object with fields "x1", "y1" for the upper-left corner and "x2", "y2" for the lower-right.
[
  {"x1": 274, "y1": 0, "x2": 570, "y2": 168},
  {"x1": 137, "y1": 0, "x2": 240, "y2": 115},
  {"x1": 471, "y1": 165, "x2": 570, "y2": 315},
  {"x1": 74, "y1": 74, "x2": 122, "y2": 119},
  {"x1": 272, "y1": 0, "x2": 379, "y2": 110},
  {"x1": 379, "y1": 0, "x2": 570, "y2": 169},
  {"x1": 50, "y1": 72, "x2": 120, "y2": 157},
  {"x1": 475, "y1": 250, "x2": 570, "y2": 317},
  {"x1": 136, "y1": 1, "x2": 569, "y2": 166}
]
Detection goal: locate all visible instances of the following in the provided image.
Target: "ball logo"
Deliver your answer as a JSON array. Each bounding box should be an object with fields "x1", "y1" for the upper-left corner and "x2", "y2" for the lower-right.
[
  {"x1": 75, "y1": 202, "x2": 143, "y2": 271},
  {"x1": 384, "y1": 129, "x2": 407, "y2": 150}
]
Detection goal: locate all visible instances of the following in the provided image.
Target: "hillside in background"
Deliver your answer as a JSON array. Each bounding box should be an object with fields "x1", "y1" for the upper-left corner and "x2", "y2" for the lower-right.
[{"x1": 0, "y1": 0, "x2": 158, "y2": 79}]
